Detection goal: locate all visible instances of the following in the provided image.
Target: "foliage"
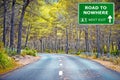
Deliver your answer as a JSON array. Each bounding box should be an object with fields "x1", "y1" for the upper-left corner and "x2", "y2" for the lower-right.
[
  {"x1": 25, "y1": 47, "x2": 30, "y2": 50},
  {"x1": 92, "y1": 53, "x2": 98, "y2": 59},
  {"x1": 110, "y1": 50, "x2": 120, "y2": 56},
  {"x1": 79, "y1": 53, "x2": 88, "y2": 58},
  {"x1": 0, "y1": 53, "x2": 15, "y2": 69},
  {"x1": 0, "y1": 42, "x2": 4, "y2": 49},
  {"x1": 110, "y1": 45, "x2": 120, "y2": 56},
  {"x1": 21, "y1": 50, "x2": 27, "y2": 57},
  {"x1": 76, "y1": 51, "x2": 81, "y2": 55},
  {"x1": 0, "y1": 42, "x2": 15, "y2": 69},
  {"x1": 9, "y1": 50, "x2": 17, "y2": 56},
  {"x1": 21, "y1": 48, "x2": 37, "y2": 57},
  {"x1": 112, "y1": 57, "x2": 120, "y2": 66},
  {"x1": 6, "y1": 48, "x2": 17, "y2": 56},
  {"x1": 100, "y1": 56, "x2": 120, "y2": 66},
  {"x1": 45, "y1": 49, "x2": 52, "y2": 53},
  {"x1": 68, "y1": 49, "x2": 74, "y2": 53},
  {"x1": 57, "y1": 50, "x2": 65, "y2": 53},
  {"x1": 103, "y1": 45, "x2": 107, "y2": 54},
  {"x1": 92, "y1": 48, "x2": 97, "y2": 53}
]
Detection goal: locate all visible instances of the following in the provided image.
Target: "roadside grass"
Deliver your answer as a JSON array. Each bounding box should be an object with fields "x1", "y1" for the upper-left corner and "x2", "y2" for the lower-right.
[
  {"x1": 0, "y1": 42, "x2": 18, "y2": 74},
  {"x1": 0, "y1": 43, "x2": 38, "y2": 75},
  {"x1": 0, "y1": 62, "x2": 19, "y2": 75},
  {"x1": 96, "y1": 56, "x2": 120, "y2": 66},
  {"x1": 79, "y1": 54, "x2": 88, "y2": 58},
  {"x1": 21, "y1": 47, "x2": 37, "y2": 57}
]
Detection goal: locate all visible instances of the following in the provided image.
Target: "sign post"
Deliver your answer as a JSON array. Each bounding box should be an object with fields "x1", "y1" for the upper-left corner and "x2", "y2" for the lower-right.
[{"x1": 78, "y1": 3, "x2": 114, "y2": 25}]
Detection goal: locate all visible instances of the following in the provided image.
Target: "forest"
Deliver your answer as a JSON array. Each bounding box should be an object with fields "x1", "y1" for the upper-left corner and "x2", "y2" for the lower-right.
[{"x1": 0, "y1": 0, "x2": 120, "y2": 69}]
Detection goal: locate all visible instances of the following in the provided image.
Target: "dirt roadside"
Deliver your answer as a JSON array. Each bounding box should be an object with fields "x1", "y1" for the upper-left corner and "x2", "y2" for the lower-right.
[
  {"x1": 90, "y1": 58, "x2": 120, "y2": 73},
  {"x1": 0, "y1": 55, "x2": 40, "y2": 75}
]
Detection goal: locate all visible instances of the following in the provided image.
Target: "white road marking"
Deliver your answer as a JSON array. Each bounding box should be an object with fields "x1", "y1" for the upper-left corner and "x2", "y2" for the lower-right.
[
  {"x1": 59, "y1": 71, "x2": 63, "y2": 76},
  {"x1": 60, "y1": 63, "x2": 63, "y2": 66}
]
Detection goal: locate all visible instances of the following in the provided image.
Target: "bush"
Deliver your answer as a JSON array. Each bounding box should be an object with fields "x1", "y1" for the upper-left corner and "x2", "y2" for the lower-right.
[
  {"x1": 92, "y1": 48, "x2": 97, "y2": 53},
  {"x1": 0, "y1": 51, "x2": 15, "y2": 69},
  {"x1": 79, "y1": 54, "x2": 88, "y2": 58},
  {"x1": 25, "y1": 47, "x2": 30, "y2": 50},
  {"x1": 68, "y1": 49, "x2": 74, "y2": 53},
  {"x1": 109, "y1": 57, "x2": 120, "y2": 66},
  {"x1": 21, "y1": 50, "x2": 27, "y2": 57},
  {"x1": 21, "y1": 49, "x2": 37, "y2": 57},
  {"x1": 27, "y1": 50, "x2": 37, "y2": 56},
  {"x1": 57, "y1": 50, "x2": 65, "y2": 53},
  {"x1": 4, "y1": 47, "x2": 17, "y2": 56},
  {"x1": 110, "y1": 50, "x2": 119, "y2": 56},
  {"x1": 76, "y1": 51, "x2": 81, "y2": 55},
  {"x1": 8, "y1": 49, "x2": 17, "y2": 56},
  {"x1": 110, "y1": 50, "x2": 115, "y2": 55},
  {"x1": 0, "y1": 42, "x2": 15, "y2": 69},
  {"x1": 91, "y1": 53, "x2": 97, "y2": 59},
  {"x1": 45, "y1": 49, "x2": 52, "y2": 53},
  {"x1": 103, "y1": 45, "x2": 108, "y2": 54},
  {"x1": 0, "y1": 42, "x2": 4, "y2": 49},
  {"x1": 33, "y1": 49, "x2": 37, "y2": 53}
]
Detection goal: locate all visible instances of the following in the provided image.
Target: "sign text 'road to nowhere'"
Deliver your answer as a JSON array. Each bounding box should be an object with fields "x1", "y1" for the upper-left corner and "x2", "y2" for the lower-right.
[{"x1": 78, "y1": 3, "x2": 114, "y2": 25}]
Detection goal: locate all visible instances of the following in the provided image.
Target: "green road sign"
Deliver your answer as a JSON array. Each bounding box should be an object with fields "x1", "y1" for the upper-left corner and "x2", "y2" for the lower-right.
[{"x1": 78, "y1": 3, "x2": 115, "y2": 25}]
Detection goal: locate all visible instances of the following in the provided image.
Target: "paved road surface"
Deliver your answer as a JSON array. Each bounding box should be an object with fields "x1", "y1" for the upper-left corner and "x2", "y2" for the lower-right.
[{"x1": 0, "y1": 54, "x2": 120, "y2": 80}]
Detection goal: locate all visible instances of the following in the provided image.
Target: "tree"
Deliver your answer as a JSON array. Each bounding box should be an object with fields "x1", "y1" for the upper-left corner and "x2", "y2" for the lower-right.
[
  {"x1": 65, "y1": 27, "x2": 69, "y2": 54},
  {"x1": 17, "y1": 0, "x2": 32, "y2": 54},
  {"x1": 84, "y1": 26, "x2": 89, "y2": 53},
  {"x1": 10, "y1": 0, "x2": 16, "y2": 49},
  {"x1": 2, "y1": 0, "x2": 7, "y2": 47},
  {"x1": 24, "y1": 25, "x2": 30, "y2": 48}
]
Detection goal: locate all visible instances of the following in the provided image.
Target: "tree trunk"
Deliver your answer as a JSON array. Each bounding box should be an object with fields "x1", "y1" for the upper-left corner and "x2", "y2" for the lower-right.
[
  {"x1": 39, "y1": 39, "x2": 43, "y2": 53},
  {"x1": 85, "y1": 26, "x2": 89, "y2": 53},
  {"x1": 3, "y1": 0, "x2": 7, "y2": 47},
  {"x1": 96, "y1": 25, "x2": 101, "y2": 57},
  {"x1": 107, "y1": 27, "x2": 112, "y2": 57},
  {"x1": 75, "y1": 26, "x2": 79, "y2": 52},
  {"x1": 17, "y1": 1, "x2": 29, "y2": 54},
  {"x1": 24, "y1": 26, "x2": 30, "y2": 48},
  {"x1": 55, "y1": 27, "x2": 58, "y2": 52},
  {"x1": 10, "y1": 0, "x2": 16, "y2": 49},
  {"x1": 118, "y1": 40, "x2": 120, "y2": 51},
  {"x1": 65, "y1": 27, "x2": 69, "y2": 54}
]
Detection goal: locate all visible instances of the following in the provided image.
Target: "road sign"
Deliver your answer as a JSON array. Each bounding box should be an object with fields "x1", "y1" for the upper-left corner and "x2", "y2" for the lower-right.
[{"x1": 78, "y1": 3, "x2": 115, "y2": 25}]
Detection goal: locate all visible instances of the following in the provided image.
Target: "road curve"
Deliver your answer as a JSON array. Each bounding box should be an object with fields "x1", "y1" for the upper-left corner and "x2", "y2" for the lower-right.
[{"x1": 0, "y1": 54, "x2": 120, "y2": 80}]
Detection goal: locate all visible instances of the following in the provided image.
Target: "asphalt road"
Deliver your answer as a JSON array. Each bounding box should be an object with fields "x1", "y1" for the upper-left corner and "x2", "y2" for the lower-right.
[{"x1": 0, "y1": 54, "x2": 120, "y2": 80}]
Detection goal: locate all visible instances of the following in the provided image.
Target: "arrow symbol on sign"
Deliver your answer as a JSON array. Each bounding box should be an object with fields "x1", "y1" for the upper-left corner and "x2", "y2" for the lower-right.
[{"x1": 108, "y1": 15, "x2": 112, "y2": 23}]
